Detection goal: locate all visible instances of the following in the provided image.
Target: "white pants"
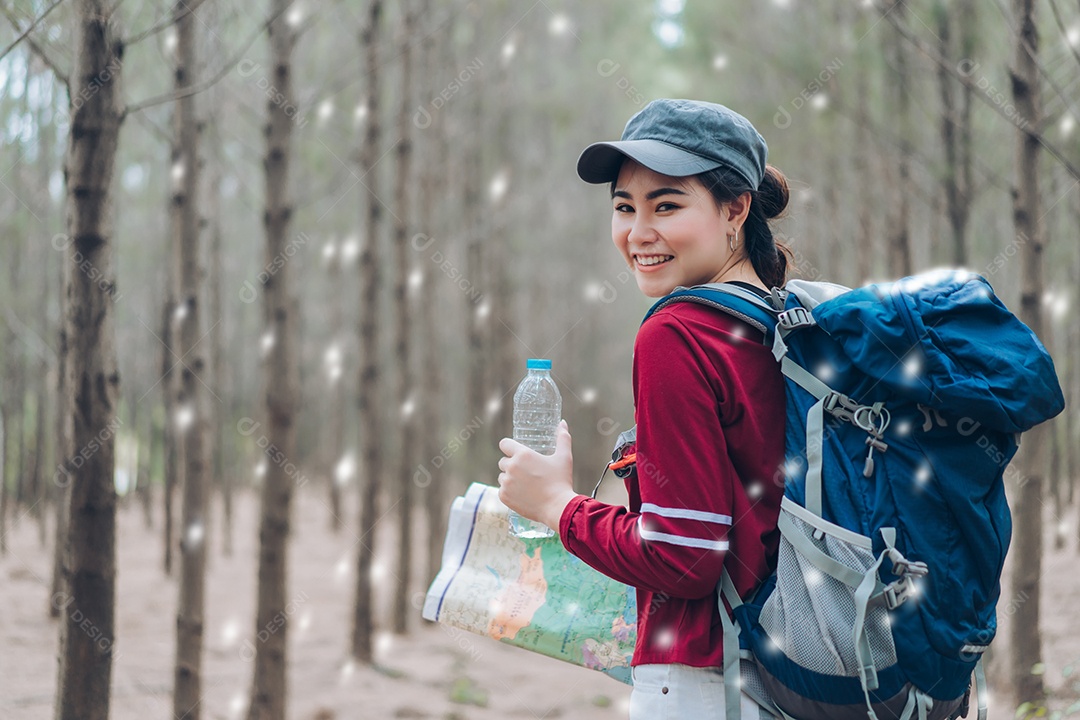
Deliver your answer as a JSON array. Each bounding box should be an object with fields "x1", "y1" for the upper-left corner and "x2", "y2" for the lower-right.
[{"x1": 629, "y1": 664, "x2": 774, "y2": 720}]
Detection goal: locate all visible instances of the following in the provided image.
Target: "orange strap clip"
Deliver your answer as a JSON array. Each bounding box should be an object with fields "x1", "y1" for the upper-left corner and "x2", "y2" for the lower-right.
[{"x1": 608, "y1": 452, "x2": 637, "y2": 471}]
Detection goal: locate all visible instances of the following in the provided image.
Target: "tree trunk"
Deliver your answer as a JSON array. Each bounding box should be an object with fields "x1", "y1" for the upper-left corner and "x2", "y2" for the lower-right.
[
  {"x1": 420, "y1": 0, "x2": 448, "y2": 594},
  {"x1": 34, "y1": 47, "x2": 59, "y2": 557},
  {"x1": 30, "y1": 362, "x2": 48, "y2": 548},
  {"x1": 15, "y1": 375, "x2": 26, "y2": 509},
  {"x1": 207, "y1": 157, "x2": 231, "y2": 555},
  {"x1": 853, "y1": 53, "x2": 875, "y2": 283},
  {"x1": 490, "y1": 21, "x2": 516, "y2": 476},
  {"x1": 392, "y1": 0, "x2": 418, "y2": 637},
  {"x1": 1051, "y1": 414, "x2": 1065, "y2": 548},
  {"x1": 53, "y1": 1, "x2": 123, "y2": 717},
  {"x1": 0, "y1": 404, "x2": 7, "y2": 557},
  {"x1": 936, "y1": 0, "x2": 976, "y2": 267},
  {"x1": 326, "y1": 248, "x2": 345, "y2": 533},
  {"x1": 885, "y1": 0, "x2": 914, "y2": 276},
  {"x1": 136, "y1": 393, "x2": 153, "y2": 530},
  {"x1": 464, "y1": 89, "x2": 488, "y2": 483},
  {"x1": 161, "y1": 293, "x2": 180, "y2": 575},
  {"x1": 171, "y1": 2, "x2": 211, "y2": 716},
  {"x1": 1008, "y1": 0, "x2": 1047, "y2": 705},
  {"x1": 352, "y1": 0, "x2": 385, "y2": 664},
  {"x1": 246, "y1": 3, "x2": 299, "y2": 718},
  {"x1": 1067, "y1": 183, "x2": 1075, "y2": 518},
  {"x1": 1, "y1": 191, "x2": 24, "y2": 555}
]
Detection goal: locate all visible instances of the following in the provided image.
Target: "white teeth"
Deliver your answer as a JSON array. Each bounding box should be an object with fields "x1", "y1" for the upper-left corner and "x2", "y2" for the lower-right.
[{"x1": 637, "y1": 255, "x2": 674, "y2": 266}]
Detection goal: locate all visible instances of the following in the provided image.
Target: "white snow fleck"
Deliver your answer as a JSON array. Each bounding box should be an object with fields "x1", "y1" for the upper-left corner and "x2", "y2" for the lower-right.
[
  {"x1": 489, "y1": 170, "x2": 509, "y2": 203},
  {"x1": 548, "y1": 14, "x2": 570, "y2": 36},
  {"x1": 175, "y1": 405, "x2": 195, "y2": 432},
  {"x1": 903, "y1": 354, "x2": 922, "y2": 380},
  {"x1": 915, "y1": 464, "x2": 932, "y2": 485},
  {"x1": 341, "y1": 236, "x2": 360, "y2": 263},
  {"x1": 222, "y1": 619, "x2": 240, "y2": 646},
  {"x1": 334, "y1": 455, "x2": 354, "y2": 486},
  {"x1": 324, "y1": 344, "x2": 341, "y2": 366},
  {"x1": 185, "y1": 522, "x2": 204, "y2": 548}
]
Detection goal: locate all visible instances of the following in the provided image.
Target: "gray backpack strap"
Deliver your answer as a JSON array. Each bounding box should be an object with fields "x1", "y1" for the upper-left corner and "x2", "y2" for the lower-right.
[
  {"x1": 718, "y1": 568, "x2": 744, "y2": 720},
  {"x1": 896, "y1": 686, "x2": 934, "y2": 720},
  {"x1": 645, "y1": 283, "x2": 778, "y2": 339},
  {"x1": 974, "y1": 657, "x2": 988, "y2": 720},
  {"x1": 778, "y1": 359, "x2": 833, "y2": 516}
]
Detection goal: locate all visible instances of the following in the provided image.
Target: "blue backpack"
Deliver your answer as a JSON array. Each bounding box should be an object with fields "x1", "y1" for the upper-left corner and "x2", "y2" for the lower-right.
[{"x1": 641, "y1": 269, "x2": 1065, "y2": 720}]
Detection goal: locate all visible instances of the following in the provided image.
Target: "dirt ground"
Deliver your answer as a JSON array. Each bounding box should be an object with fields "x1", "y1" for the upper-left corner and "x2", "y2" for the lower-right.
[
  {"x1": 1, "y1": 483, "x2": 1078, "y2": 719},
  {"x1": 1, "y1": 485, "x2": 632, "y2": 720}
]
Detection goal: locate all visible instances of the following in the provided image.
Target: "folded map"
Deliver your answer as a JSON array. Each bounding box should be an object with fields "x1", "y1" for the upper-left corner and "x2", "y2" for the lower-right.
[{"x1": 423, "y1": 482, "x2": 636, "y2": 685}]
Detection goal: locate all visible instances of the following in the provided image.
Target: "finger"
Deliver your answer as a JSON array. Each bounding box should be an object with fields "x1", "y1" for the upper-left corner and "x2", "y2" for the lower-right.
[
  {"x1": 497, "y1": 471, "x2": 508, "y2": 486},
  {"x1": 497, "y1": 457, "x2": 508, "y2": 472},
  {"x1": 498, "y1": 437, "x2": 520, "y2": 455},
  {"x1": 557, "y1": 422, "x2": 572, "y2": 452}
]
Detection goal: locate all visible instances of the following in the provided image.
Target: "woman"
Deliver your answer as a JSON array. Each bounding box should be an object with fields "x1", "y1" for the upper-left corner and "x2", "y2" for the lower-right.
[{"x1": 497, "y1": 98, "x2": 789, "y2": 719}]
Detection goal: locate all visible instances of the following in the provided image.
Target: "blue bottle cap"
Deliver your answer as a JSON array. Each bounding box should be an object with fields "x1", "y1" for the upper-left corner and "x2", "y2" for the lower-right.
[{"x1": 527, "y1": 358, "x2": 552, "y2": 370}]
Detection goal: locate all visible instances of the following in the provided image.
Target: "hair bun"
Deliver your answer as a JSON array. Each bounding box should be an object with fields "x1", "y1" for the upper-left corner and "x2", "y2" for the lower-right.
[{"x1": 757, "y1": 164, "x2": 790, "y2": 220}]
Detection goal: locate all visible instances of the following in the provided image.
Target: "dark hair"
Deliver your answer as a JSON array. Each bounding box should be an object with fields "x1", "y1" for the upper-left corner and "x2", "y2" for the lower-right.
[
  {"x1": 609, "y1": 162, "x2": 792, "y2": 290},
  {"x1": 694, "y1": 163, "x2": 791, "y2": 290}
]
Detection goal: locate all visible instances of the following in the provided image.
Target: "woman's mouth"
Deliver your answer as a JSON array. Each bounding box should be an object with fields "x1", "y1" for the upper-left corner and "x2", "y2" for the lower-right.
[{"x1": 635, "y1": 254, "x2": 675, "y2": 271}]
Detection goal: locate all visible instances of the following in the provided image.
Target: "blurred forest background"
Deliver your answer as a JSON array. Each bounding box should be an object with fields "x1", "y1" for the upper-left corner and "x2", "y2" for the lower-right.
[{"x1": 0, "y1": 0, "x2": 1078, "y2": 718}]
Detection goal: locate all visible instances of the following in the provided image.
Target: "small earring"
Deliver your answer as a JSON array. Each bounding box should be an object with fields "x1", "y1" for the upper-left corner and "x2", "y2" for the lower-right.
[{"x1": 728, "y1": 229, "x2": 739, "y2": 252}]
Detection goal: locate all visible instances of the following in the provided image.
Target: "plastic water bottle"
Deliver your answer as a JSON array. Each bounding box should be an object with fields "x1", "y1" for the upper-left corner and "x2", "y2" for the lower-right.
[{"x1": 508, "y1": 358, "x2": 562, "y2": 538}]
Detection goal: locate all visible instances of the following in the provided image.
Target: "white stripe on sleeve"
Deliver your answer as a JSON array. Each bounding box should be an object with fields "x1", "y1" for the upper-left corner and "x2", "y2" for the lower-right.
[
  {"x1": 640, "y1": 502, "x2": 732, "y2": 525},
  {"x1": 636, "y1": 517, "x2": 729, "y2": 551}
]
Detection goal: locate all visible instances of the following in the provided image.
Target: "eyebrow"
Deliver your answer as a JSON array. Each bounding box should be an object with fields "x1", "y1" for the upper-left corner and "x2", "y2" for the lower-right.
[{"x1": 612, "y1": 187, "x2": 689, "y2": 201}]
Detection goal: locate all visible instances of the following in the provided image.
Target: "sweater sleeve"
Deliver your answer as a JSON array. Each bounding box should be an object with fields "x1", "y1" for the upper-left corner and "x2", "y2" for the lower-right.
[{"x1": 559, "y1": 312, "x2": 738, "y2": 600}]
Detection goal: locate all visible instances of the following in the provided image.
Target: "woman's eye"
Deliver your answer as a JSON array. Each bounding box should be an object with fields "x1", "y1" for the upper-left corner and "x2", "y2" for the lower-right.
[
  {"x1": 614, "y1": 204, "x2": 633, "y2": 213},
  {"x1": 656, "y1": 203, "x2": 679, "y2": 212}
]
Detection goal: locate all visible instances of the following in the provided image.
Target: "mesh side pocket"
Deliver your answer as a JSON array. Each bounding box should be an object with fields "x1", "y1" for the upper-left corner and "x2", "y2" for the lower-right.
[
  {"x1": 740, "y1": 658, "x2": 776, "y2": 708},
  {"x1": 758, "y1": 509, "x2": 897, "y2": 676}
]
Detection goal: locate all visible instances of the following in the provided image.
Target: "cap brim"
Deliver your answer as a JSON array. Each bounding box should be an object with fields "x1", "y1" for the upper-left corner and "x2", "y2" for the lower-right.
[{"x1": 576, "y1": 139, "x2": 722, "y2": 184}]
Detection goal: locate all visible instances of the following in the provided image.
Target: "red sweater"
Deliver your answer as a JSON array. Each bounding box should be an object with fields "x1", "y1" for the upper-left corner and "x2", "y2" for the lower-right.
[{"x1": 558, "y1": 301, "x2": 786, "y2": 668}]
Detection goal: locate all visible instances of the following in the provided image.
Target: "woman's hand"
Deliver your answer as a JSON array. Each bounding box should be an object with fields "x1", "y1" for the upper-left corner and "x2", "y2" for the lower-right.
[{"x1": 497, "y1": 419, "x2": 580, "y2": 532}]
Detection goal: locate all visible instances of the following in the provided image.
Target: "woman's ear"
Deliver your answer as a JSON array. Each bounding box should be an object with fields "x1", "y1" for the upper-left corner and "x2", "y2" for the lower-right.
[{"x1": 725, "y1": 191, "x2": 752, "y2": 225}]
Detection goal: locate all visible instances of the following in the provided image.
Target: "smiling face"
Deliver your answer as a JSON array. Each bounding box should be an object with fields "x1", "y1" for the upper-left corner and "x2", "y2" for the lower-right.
[{"x1": 612, "y1": 160, "x2": 752, "y2": 298}]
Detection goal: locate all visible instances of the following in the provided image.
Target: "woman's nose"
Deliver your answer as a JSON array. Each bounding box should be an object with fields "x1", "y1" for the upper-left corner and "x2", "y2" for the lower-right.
[{"x1": 627, "y1": 216, "x2": 657, "y2": 245}]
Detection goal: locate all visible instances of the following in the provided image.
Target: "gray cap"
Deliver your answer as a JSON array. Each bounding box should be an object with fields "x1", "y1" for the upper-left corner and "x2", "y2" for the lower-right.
[{"x1": 576, "y1": 99, "x2": 768, "y2": 189}]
